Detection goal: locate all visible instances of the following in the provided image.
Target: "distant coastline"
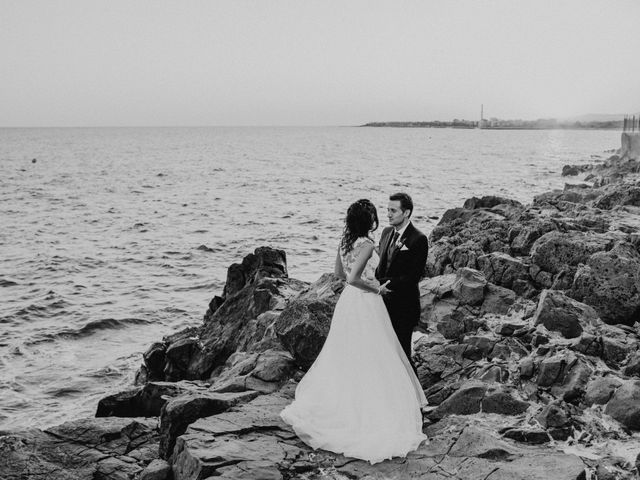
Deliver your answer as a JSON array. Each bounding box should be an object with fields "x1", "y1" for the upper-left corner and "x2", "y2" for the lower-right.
[{"x1": 361, "y1": 119, "x2": 624, "y2": 130}]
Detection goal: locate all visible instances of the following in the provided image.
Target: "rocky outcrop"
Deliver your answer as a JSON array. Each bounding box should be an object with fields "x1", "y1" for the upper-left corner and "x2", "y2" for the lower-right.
[{"x1": 135, "y1": 247, "x2": 309, "y2": 383}]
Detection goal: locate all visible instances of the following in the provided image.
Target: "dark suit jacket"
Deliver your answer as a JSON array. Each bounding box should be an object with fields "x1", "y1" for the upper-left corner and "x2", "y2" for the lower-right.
[{"x1": 375, "y1": 222, "x2": 429, "y2": 326}]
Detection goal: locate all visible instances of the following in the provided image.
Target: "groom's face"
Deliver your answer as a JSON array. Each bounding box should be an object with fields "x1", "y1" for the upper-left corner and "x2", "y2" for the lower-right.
[{"x1": 387, "y1": 200, "x2": 409, "y2": 227}]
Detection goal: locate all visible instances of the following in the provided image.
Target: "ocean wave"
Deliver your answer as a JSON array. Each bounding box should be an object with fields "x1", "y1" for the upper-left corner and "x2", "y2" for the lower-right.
[
  {"x1": 26, "y1": 317, "x2": 153, "y2": 344},
  {"x1": 0, "y1": 278, "x2": 18, "y2": 287}
]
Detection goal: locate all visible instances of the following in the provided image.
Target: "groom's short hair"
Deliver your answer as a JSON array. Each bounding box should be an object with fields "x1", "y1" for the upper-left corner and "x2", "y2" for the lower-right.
[{"x1": 390, "y1": 192, "x2": 413, "y2": 217}]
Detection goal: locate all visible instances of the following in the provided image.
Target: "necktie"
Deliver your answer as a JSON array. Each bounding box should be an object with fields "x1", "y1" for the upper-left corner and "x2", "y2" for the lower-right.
[{"x1": 388, "y1": 230, "x2": 399, "y2": 256}]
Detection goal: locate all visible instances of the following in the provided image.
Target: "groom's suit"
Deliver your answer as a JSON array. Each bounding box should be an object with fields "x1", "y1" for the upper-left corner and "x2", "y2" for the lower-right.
[{"x1": 375, "y1": 222, "x2": 429, "y2": 364}]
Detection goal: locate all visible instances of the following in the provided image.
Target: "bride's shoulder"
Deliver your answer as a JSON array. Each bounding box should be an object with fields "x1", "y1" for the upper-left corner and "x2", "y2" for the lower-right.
[
  {"x1": 355, "y1": 236, "x2": 375, "y2": 251},
  {"x1": 356, "y1": 236, "x2": 374, "y2": 245}
]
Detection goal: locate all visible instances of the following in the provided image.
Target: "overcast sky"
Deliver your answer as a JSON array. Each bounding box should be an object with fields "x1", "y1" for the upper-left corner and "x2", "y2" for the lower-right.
[{"x1": 2, "y1": 0, "x2": 639, "y2": 127}]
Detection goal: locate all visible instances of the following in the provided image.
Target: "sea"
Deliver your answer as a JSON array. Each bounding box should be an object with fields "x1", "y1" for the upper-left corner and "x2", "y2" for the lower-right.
[{"x1": 0, "y1": 126, "x2": 621, "y2": 431}]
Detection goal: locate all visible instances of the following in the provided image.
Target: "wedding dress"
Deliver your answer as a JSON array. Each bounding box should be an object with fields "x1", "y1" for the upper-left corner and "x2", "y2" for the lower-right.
[{"x1": 280, "y1": 237, "x2": 427, "y2": 464}]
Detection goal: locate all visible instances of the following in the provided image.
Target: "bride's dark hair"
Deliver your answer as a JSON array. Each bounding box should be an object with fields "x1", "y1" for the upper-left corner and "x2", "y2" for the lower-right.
[{"x1": 340, "y1": 199, "x2": 379, "y2": 254}]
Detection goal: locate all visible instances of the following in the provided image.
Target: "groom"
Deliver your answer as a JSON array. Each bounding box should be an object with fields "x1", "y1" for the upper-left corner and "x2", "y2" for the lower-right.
[{"x1": 376, "y1": 192, "x2": 429, "y2": 367}]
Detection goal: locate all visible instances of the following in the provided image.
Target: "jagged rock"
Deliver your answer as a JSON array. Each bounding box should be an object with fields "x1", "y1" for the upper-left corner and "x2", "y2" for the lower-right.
[
  {"x1": 533, "y1": 289, "x2": 599, "y2": 339},
  {"x1": 571, "y1": 333, "x2": 602, "y2": 357},
  {"x1": 481, "y1": 283, "x2": 516, "y2": 314},
  {"x1": 143, "y1": 342, "x2": 168, "y2": 382},
  {"x1": 209, "y1": 349, "x2": 297, "y2": 393},
  {"x1": 501, "y1": 427, "x2": 550, "y2": 444},
  {"x1": 475, "y1": 364, "x2": 510, "y2": 383},
  {"x1": 537, "y1": 353, "x2": 577, "y2": 387},
  {"x1": 482, "y1": 386, "x2": 529, "y2": 415},
  {"x1": 593, "y1": 185, "x2": 640, "y2": 210},
  {"x1": 159, "y1": 390, "x2": 259, "y2": 459},
  {"x1": 139, "y1": 459, "x2": 171, "y2": 480},
  {"x1": 96, "y1": 388, "x2": 141, "y2": 417},
  {"x1": 428, "y1": 300, "x2": 479, "y2": 340},
  {"x1": 438, "y1": 207, "x2": 506, "y2": 225},
  {"x1": 536, "y1": 351, "x2": 593, "y2": 403},
  {"x1": 463, "y1": 196, "x2": 523, "y2": 210},
  {"x1": 96, "y1": 381, "x2": 207, "y2": 418},
  {"x1": 496, "y1": 321, "x2": 528, "y2": 336},
  {"x1": 462, "y1": 335, "x2": 498, "y2": 360},
  {"x1": 530, "y1": 231, "x2": 613, "y2": 276},
  {"x1": 450, "y1": 241, "x2": 483, "y2": 270},
  {"x1": 426, "y1": 382, "x2": 487, "y2": 420},
  {"x1": 570, "y1": 241, "x2": 640, "y2": 326},
  {"x1": 221, "y1": 246, "x2": 289, "y2": 299},
  {"x1": 509, "y1": 218, "x2": 558, "y2": 256},
  {"x1": 275, "y1": 273, "x2": 344, "y2": 369},
  {"x1": 623, "y1": 352, "x2": 640, "y2": 377},
  {"x1": 536, "y1": 402, "x2": 572, "y2": 439},
  {"x1": 428, "y1": 382, "x2": 527, "y2": 420},
  {"x1": 0, "y1": 417, "x2": 159, "y2": 480},
  {"x1": 419, "y1": 273, "x2": 457, "y2": 302},
  {"x1": 414, "y1": 341, "x2": 472, "y2": 393},
  {"x1": 477, "y1": 252, "x2": 529, "y2": 289},
  {"x1": 536, "y1": 403, "x2": 570, "y2": 428},
  {"x1": 584, "y1": 376, "x2": 622, "y2": 406},
  {"x1": 519, "y1": 357, "x2": 535, "y2": 379},
  {"x1": 605, "y1": 380, "x2": 640, "y2": 430},
  {"x1": 555, "y1": 361, "x2": 592, "y2": 403},
  {"x1": 425, "y1": 237, "x2": 455, "y2": 276},
  {"x1": 452, "y1": 268, "x2": 487, "y2": 305},
  {"x1": 562, "y1": 164, "x2": 592, "y2": 176}
]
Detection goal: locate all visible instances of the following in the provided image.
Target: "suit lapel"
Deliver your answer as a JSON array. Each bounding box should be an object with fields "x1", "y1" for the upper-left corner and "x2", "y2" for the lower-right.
[{"x1": 380, "y1": 228, "x2": 394, "y2": 274}]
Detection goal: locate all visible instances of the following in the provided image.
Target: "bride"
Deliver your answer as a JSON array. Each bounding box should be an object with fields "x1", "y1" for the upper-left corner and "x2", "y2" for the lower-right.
[{"x1": 280, "y1": 199, "x2": 427, "y2": 464}]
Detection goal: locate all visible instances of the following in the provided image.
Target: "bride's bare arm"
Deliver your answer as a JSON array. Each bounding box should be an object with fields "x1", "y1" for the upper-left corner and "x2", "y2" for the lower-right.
[
  {"x1": 334, "y1": 248, "x2": 346, "y2": 280},
  {"x1": 346, "y1": 242, "x2": 380, "y2": 294}
]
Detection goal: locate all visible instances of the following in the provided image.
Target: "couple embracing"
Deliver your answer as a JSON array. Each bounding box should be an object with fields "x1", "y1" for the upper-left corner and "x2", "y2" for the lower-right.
[{"x1": 281, "y1": 192, "x2": 429, "y2": 464}]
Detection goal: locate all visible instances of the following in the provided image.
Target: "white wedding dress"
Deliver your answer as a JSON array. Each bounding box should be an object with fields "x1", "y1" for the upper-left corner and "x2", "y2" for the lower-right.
[{"x1": 280, "y1": 237, "x2": 427, "y2": 464}]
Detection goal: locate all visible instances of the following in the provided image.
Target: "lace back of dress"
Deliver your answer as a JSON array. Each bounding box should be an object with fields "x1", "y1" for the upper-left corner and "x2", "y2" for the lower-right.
[{"x1": 340, "y1": 237, "x2": 378, "y2": 282}]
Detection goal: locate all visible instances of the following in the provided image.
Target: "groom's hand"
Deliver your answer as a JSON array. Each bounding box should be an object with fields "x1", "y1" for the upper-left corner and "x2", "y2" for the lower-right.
[{"x1": 378, "y1": 280, "x2": 391, "y2": 296}]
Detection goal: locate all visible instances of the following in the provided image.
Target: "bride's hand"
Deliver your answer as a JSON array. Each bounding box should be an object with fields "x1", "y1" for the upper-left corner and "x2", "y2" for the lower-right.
[{"x1": 377, "y1": 280, "x2": 391, "y2": 295}]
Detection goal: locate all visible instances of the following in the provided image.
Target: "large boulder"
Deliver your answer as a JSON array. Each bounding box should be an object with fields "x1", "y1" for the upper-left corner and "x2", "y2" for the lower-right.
[
  {"x1": 605, "y1": 380, "x2": 640, "y2": 430},
  {"x1": 275, "y1": 273, "x2": 344, "y2": 369},
  {"x1": 477, "y1": 252, "x2": 529, "y2": 289},
  {"x1": 533, "y1": 289, "x2": 600, "y2": 339},
  {"x1": 530, "y1": 231, "x2": 613, "y2": 276},
  {"x1": 452, "y1": 267, "x2": 487, "y2": 305},
  {"x1": 570, "y1": 242, "x2": 640, "y2": 326},
  {"x1": 584, "y1": 376, "x2": 622, "y2": 406}
]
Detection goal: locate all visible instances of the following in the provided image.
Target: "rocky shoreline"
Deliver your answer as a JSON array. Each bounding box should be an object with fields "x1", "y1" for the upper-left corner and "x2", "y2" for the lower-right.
[{"x1": 3, "y1": 134, "x2": 640, "y2": 479}]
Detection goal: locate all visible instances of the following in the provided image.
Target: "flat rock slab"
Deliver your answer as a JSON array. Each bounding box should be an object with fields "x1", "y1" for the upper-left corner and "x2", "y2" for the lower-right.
[
  {"x1": 0, "y1": 417, "x2": 159, "y2": 480},
  {"x1": 170, "y1": 388, "x2": 587, "y2": 480}
]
